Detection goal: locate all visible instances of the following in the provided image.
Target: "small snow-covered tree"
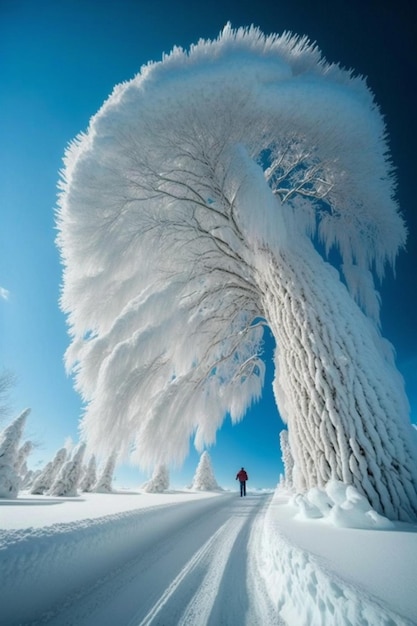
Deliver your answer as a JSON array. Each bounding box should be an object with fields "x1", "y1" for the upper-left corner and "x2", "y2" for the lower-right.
[
  {"x1": 79, "y1": 454, "x2": 97, "y2": 492},
  {"x1": 30, "y1": 447, "x2": 67, "y2": 495},
  {"x1": 93, "y1": 452, "x2": 116, "y2": 493},
  {"x1": 57, "y1": 25, "x2": 417, "y2": 521},
  {"x1": 15, "y1": 440, "x2": 33, "y2": 479},
  {"x1": 142, "y1": 464, "x2": 169, "y2": 493},
  {"x1": 0, "y1": 409, "x2": 30, "y2": 498},
  {"x1": 21, "y1": 469, "x2": 36, "y2": 490},
  {"x1": 48, "y1": 442, "x2": 86, "y2": 497},
  {"x1": 26, "y1": 469, "x2": 41, "y2": 488},
  {"x1": 279, "y1": 430, "x2": 294, "y2": 491},
  {"x1": 190, "y1": 451, "x2": 220, "y2": 490}
]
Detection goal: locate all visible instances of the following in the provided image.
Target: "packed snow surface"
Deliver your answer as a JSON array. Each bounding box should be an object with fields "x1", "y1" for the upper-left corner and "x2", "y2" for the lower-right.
[{"x1": 1, "y1": 489, "x2": 416, "y2": 625}]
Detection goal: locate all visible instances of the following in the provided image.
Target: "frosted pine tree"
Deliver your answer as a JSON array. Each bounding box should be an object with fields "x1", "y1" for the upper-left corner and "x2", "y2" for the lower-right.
[
  {"x1": 30, "y1": 447, "x2": 67, "y2": 495},
  {"x1": 48, "y1": 442, "x2": 86, "y2": 497},
  {"x1": 79, "y1": 454, "x2": 97, "y2": 492},
  {"x1": 190, "y1": 451, "x2": 221, "y2": 491},
  {"x1": 0, "y1": 409, "x2": 30, "y2": 498},
  {"x1": 93, "y1": 452, "x2": 116, "y2": 493},
  {"x1": 142, "y1": 464, "x2": 169, "y2": 493},
  {"x1": 57, "y1": 25, "x2": 417, "y2": 521}
]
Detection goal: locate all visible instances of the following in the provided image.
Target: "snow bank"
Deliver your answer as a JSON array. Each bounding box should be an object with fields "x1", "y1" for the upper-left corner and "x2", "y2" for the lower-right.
[
  {"x1": 251, "y1": 491, "x2": 416, "y2": 625},
  {"x1": 2, "y1": 489, "x2": 416, "y2": 624},
  {"x1": 293, "y1": 480, "x2": 395, "y2": 529},
  {"x1": 0, "y1": 492, "x2": 222, "y2": 625}
]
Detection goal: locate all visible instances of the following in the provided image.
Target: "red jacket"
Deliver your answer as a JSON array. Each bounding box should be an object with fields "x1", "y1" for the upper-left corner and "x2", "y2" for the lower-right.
[{"x1": 236, "y1": 469, "x2": 248, "y2": 482}]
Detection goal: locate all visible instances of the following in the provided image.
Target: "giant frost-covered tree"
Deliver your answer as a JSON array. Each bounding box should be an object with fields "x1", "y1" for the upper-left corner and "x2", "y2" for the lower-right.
[{"x1": 57, "y1": 25, "x2": 417, "y2": 521}]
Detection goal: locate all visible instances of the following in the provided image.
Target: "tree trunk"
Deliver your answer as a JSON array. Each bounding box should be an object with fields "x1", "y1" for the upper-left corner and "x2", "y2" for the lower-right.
[{"x1": 258, "y1": 240, "x2": 417, "y2": 522}]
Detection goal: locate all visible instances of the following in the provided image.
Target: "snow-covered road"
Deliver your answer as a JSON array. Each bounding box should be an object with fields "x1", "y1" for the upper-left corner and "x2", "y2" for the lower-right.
[{"x1": 3, "y1": 492, "x2": 282, "y2": 625}]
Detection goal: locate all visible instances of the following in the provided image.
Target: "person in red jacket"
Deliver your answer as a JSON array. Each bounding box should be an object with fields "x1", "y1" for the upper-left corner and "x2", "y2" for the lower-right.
[{"x1": 236, "y1": 467, "x2": 248, "y2": 496}]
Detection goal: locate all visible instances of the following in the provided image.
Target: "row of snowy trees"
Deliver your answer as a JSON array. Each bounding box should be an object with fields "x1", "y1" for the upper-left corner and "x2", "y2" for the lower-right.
[
  {"x1": 136, "y1": 450, "x2": 222, "y2": 492},
  {"x1": 0, "y1": 410, "x2": 222, "y2": 497},
  {"x1": 0, "y1": 410, "x2": 117, "y2": 498},
  {"x1": 133, "y1": 450, "x2": 222, "y2": 492}
]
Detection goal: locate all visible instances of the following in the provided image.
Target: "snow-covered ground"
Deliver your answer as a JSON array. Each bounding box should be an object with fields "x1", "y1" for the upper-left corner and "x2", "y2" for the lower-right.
[{"x1": 1, "y1": 488, "x2": 416, "y2": 625}]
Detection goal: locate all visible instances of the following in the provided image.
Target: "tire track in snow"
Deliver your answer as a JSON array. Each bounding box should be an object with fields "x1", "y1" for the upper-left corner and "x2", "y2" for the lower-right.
[
  {"x1": 31, "y1": 494, "x2": 274, "y2": 625},
  {"x1": 134, "y1": 516, "x2": 244, "y2": 626},
  {"x1": 132, "y1": 495, "x2": 277, "y2": 626}
]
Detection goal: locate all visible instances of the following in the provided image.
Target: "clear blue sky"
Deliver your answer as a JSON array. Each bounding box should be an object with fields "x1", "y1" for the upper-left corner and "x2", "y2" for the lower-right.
[{"x1": 1, "y1": 0, "x2": 416, "y2": 490}]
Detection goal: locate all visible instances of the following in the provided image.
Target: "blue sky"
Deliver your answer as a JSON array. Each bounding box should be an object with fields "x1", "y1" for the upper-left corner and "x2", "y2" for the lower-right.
[{"x1": 1, "y1": 0, "x2": 416, "y2": 490}]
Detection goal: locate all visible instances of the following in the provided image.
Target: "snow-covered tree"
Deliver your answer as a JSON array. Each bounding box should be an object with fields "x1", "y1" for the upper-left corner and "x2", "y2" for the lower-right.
[
  {"x1": 48, "y1": 442, "x2": 86, "y2": 497},
  {"x1": 142, "y1": 464, "x2": 169, "y2": 493},
  {"x1": 0, "y1": 409, "x2": 30, "y2": 498},
  {"x1": 279, "y1": 430, "x2": 294, "y2": 491},
  {"x1": 190, "y1": 451, "x2": 220, "y2": 491},
  {"x1": 57, "y1": 25, "x2": 417, "y2": 521},
  {"x1": 21, "y1": 469, "x2": 36, "y2": 490},
  {"x1": 15, "y1": 440, "x2": 33, "y2": 479},
  {"x1": 93, "y1": 452, "x2": 116, "y2": 493},
  {"x1": 30, "y1": 447, "x2": 67, "y2": 495},
  {"x1": 79, "y1": 454, "x2": 97, "y2": 492}
]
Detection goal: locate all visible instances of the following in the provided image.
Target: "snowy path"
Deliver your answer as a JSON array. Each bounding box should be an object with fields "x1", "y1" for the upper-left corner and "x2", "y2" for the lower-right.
[
  {"x1": 10, "y1": 492, "x2": 281, "y2": 625},
  {"x1": 3, "y1": 490, "x2": 416, "y2": 625}
]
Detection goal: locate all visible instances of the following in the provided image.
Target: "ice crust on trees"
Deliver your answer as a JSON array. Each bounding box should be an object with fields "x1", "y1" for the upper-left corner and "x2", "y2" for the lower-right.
[{"x1": 57, "y1": 25, "x2": 417, "y2": 521}]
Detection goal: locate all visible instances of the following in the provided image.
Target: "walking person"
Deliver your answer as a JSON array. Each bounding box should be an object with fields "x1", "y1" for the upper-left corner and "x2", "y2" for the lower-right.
[{"x1": 236, "y1": 467, "x2": 248, "y2": 496}]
